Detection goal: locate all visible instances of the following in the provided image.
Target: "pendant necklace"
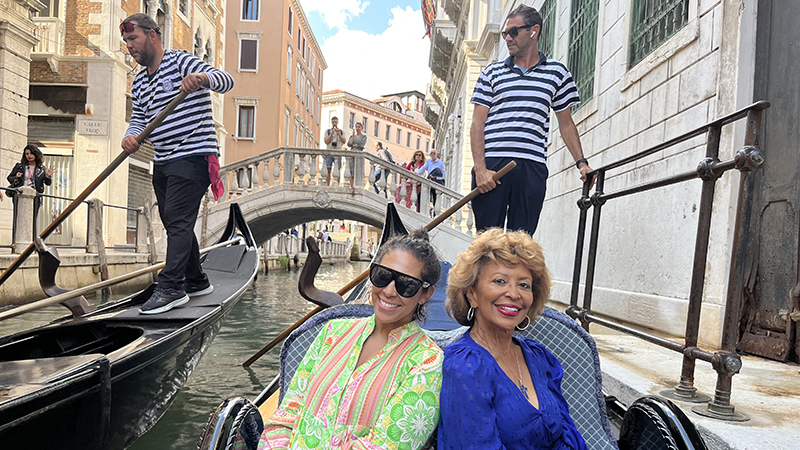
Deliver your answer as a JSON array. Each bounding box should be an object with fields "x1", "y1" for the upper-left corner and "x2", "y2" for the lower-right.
[{"x1": 473, "y1": 333, "x2": 529, "y2": 399}]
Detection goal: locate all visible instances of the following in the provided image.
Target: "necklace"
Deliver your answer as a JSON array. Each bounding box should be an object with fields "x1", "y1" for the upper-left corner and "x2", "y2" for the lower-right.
[{"x1": 473, "y1": 333, "x2": 529, "y2": 399}]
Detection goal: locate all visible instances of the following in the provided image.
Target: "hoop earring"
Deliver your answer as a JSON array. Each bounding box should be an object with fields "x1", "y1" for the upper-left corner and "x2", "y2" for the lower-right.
[
  {"x1": 515, "y1": 315, "x2": 531, "y2": 331},
  {"x1": 415, "y1": 303, "x2": 427, "y2": 322},
  {"x1": 466, "y1": 306, "x2": 475, "y2": 322}
]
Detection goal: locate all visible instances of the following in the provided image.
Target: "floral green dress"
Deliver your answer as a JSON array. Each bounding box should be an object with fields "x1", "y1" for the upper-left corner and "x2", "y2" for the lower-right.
[{"x1": 258, "y1": 316, "x2": 443, "y2": 450}]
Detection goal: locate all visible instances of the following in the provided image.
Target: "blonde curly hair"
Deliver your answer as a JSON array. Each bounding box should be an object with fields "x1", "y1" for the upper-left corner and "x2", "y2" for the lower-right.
[{"x1": 446, "y1": 228, "x2": 551, "y2": 326}]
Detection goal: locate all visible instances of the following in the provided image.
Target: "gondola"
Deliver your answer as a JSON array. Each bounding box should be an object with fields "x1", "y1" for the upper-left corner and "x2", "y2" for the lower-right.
[
  {"x1": 0, "y1": 203, "x2": 258, "y2": 450},
  {"x1": 197, "y1": 203, "x2": 709, "y2": 450}
]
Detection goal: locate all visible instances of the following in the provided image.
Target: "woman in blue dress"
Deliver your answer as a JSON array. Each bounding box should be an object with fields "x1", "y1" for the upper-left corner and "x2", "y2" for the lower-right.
[{"x1": 438, "y1": 228, "x2": 587, "y2": 450}]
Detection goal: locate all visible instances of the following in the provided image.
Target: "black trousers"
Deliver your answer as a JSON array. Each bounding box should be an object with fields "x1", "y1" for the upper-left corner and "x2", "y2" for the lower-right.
[
  {"x1": 152, "y1": 156, "x2": 211, "y2": 291},
  {"x1": 471, "y1": 157, "x2": 548, "y2": 235}
]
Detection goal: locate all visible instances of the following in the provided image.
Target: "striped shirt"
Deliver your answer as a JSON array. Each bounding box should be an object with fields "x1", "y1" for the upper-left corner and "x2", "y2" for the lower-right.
[
  {"x1": 471, "y1": 54, "x2": 580, "y2": 163},
  {"x1": 259, "y1": 316, "x2": 443, "y2": 450},
  {"x1": 125, "y1": 50, "x2": 234, "y2": 164}
]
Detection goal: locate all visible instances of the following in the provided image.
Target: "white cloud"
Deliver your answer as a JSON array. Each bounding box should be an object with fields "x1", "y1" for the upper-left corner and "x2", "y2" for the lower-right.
[
  {"x1": 317, "y1": 7, "x2": 431, "y2": 100},
  {"x1": 299, "y1": 0, "x2": 369, "y2": 29}
]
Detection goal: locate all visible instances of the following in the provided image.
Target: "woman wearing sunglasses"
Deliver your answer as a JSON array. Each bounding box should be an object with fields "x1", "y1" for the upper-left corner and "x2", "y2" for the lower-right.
[
  {"x1": 437, "y1": 229, "x2": 587, "y2": 450},
  {"x1": 259, "y1": 230, "x2": 443, "y2": 450}
]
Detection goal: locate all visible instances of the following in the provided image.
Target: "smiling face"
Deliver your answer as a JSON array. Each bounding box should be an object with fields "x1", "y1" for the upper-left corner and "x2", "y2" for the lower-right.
[
  {"x1": 122, "y1": 22, "x2": 158, "y2": 67},
  {"x1": 468, "y1": 261, "x2": 534, "y2": 333},
  {"x1": 371, "y1": 249, "x2": 433, "y2": 330}
]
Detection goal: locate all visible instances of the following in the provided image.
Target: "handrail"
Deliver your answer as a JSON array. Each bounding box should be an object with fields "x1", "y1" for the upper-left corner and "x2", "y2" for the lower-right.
[
  {"x1": 3, "y1": 187, "x2": 141, "y2": 212},
  {"x1": 569, "y1": 100, "x2": 769, "y2": 422},
  {"x1": 0, "y1": 237, "x2": 243, "y2": 322}
]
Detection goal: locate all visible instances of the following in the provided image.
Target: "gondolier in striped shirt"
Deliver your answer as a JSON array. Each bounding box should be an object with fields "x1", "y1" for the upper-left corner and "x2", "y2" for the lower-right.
[
  {"x1": 120, "y1": 13, "x2": 234, "y2": 314},
  {"x1": 470, "y1": 4, "x2": 593, "y2": 235}
]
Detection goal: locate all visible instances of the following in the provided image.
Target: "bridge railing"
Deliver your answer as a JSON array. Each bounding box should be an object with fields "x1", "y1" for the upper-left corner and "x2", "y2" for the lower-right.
[{"x1": 215, "y1": 147, "x2": 475, "y2": 235}]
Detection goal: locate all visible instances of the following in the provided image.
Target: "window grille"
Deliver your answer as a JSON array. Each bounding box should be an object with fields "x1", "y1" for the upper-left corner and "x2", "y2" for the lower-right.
[
  {"x1": 538, "y1": 0, "x2": 556, "y2": 58},
  {"x1": 629, "y1": 0, "x2": 689, "y2": 67},
  {"x1": 568, "y1": 0, "x2": 599, "y2": 105}
]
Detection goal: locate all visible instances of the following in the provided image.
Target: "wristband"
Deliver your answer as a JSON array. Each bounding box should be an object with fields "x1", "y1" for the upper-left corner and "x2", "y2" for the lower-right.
[{"x1": 575, "y1": 158, "x2": 588, "y2": 169}]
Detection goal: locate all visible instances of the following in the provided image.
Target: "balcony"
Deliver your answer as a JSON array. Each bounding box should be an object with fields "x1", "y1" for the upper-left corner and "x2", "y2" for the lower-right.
[
  {"x1": 31, "y1": 17, "x2": 65, "y2": 72},
  {"x1": 429, "y1": 18, "x2": 456, "y2": 81}
]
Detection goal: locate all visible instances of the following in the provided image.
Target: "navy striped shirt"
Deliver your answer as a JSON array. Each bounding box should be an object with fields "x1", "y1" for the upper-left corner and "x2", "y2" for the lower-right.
[
  {"x1": 471, "y1": 54, "x2": 580, "y2": 163},
  {"x1": 125, "y1": 50, "x2": 234, "y2": 164}
]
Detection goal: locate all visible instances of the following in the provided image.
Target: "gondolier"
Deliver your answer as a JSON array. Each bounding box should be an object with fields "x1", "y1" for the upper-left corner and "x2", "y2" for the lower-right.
[
  {"x1": 470, "y1": 4, "x2": 592, "y2": 235},
  {"x1": 120, "y1": 13, "x2": 234, "y2": 314}
]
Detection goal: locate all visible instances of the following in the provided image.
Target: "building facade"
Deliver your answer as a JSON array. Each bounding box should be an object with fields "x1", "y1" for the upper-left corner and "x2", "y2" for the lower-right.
[
  {"x1": 223, "y1": 0, "x2": 326, "y2": 164},
  {"x1": 424, "y1": 0, "x2": 797, "y2": 357},
  {"x1": 2, "y1": 0, "x2": 227, "y2": 247},
  {"x1": 321, "y1": 90, "x2": 432, "y2": 166}
]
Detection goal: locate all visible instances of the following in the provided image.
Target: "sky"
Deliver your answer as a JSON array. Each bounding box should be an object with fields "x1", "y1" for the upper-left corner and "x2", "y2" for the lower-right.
[{"x1": 298, "y1": 0, "x2": 432, "y2": 101}]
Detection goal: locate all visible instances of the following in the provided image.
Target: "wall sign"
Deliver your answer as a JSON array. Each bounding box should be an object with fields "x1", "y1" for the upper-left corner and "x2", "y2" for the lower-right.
[{"x1": 78, "y1": 119, "x2": 108, "y2": 136}]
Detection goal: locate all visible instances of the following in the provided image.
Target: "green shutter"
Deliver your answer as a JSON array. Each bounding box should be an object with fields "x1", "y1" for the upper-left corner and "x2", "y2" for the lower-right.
[
  {"x1": 629, "y1": 0, "x2": 689, "y2": 67},
  {"x1": 568, "y1": 0, "x2": 599, "y2": 106},
  {"x1": 538, "y1": 0, "x2": 556, "y2": 59}
]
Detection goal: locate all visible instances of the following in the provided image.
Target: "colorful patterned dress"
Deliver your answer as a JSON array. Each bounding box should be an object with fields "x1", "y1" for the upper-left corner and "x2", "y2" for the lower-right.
[{"x1": 258, "y1": 316, "x2": 443, "y2": 450}]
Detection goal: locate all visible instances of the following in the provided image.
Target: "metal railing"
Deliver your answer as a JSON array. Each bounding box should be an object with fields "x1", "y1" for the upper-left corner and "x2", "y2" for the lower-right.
[
  {"x1": 215, "y1": 146, "x2": 475, "y2": 235},
  {"x1": 568, "y1": 101, "x2": 770, "y2": 421}
]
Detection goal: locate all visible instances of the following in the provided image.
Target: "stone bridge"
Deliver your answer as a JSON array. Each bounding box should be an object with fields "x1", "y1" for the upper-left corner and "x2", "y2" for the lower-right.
[{"x1": 198, "y1": 147, "x2": 476, "y2": 262}]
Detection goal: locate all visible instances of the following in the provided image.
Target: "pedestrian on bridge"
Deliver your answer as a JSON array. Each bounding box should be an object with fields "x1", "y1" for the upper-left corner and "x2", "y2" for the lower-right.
[
  {"x1": 345, "y1": 122, "x2": 367, "y2": 188},
  {"x1": 120, "y1": 13, "x2": 234, "y2": 315},
  {"x1": 470, "y1": 5, "x2": 592, "y2": 235}
]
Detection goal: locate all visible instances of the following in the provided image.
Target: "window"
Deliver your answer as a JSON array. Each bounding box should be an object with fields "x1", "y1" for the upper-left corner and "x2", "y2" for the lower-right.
[
  {"x1": 288, "y1": 7, "x2": 293, "y2": 34},
  {"x1": 35, "y1": 0, "x2": 59, "y2": 18},
  {"x1": 301, "y1": 73, "x2": 307, "y2": 103},
  {"x1": 396, "y1": 129, "x2": 401, "y2": 145},
  {"x1": 237, "y1": 105, "x2": 255, "y2": 138},
  {"x1": 286, "y1": 46, "x2": 292, "y2": 82},
  {"x1": 385, "y1": 125, "x2": 391, "y2": 140},
  {"x1": 242, "y1": 0, "x2": 258, "y2": 21},
  {"x1": 349, "y1": 112, "x2": 356, "y2": 129},
  {"x1": 629, "y1": 0, "x2": 689, "y2": 67},
  {"x1": 178, "y1": 0, "x2": 189, "y2": 17},
  {"x1": 416, "y1": 136, "x2": 421, "y2": 150},
  {"x1": 297, "y1": 29, "x2": 301, "y2": 49},
  {"x1": 239, "y1": 39, "x2": 258, "y2": 71},
  {"x1": 309, "y1": 89, "x2": 314, "y2": 116},
  {"x1": 294, "y1": 121, "x2": 299, "y2": 147},
  {"x1": 284, "y1": 108, "x2": 291, "y2": 146},
  {"x1": 305, "y1": 79, "x2": 311, "y2": 107},
  {"x1": 317, "y1": 68, "x2": 321, "y2": 86},
  {"x1": 406, "y1": 132, "x2": 411, "y2": 147},
  {"x1": 538, "y1": 0, "x2": 556, "y2": 58},
  {"x1": 302, "y1": 38, "x2": 306, "y2": 59},
  {"x1": 374, "y1": 121, "x2": 380, "y2": 137},
  {"x1": 568, "y1": 0, "x2": 599, "y2": 104},
  {"x1": 204, "y1": 40, "x2": 212, "y2": 64},
  {"x1": 296, "y1": 63, "x2": 302, "y2": 94},
  {"x1": 426, "y1": 140, "x2": 430, "y2": 151},
  {"x1": 362, "y1": 117, "x2": 368, "y2": 132}
]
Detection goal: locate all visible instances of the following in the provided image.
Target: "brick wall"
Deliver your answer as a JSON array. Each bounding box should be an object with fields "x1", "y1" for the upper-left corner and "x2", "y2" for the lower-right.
[{"x1": 29, "y1": 61, "x2": 86, "y2": 84}]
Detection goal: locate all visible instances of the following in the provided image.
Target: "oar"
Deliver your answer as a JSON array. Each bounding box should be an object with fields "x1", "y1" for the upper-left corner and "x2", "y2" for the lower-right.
[
  {"x1": 242, "y1": 160, "x2": 516, "y2": 367},
  {"x1": 0, "y1": 91, "x2": 189, "y2": 287}
]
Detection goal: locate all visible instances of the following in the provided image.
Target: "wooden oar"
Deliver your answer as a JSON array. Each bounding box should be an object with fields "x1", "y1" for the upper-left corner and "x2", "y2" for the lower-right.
[
  {"x1": 0, "y1": 91, "x2": 190, "y2": 287},
  {"x1": 241, "y1": 160, "x2": 516, "y2": 367}
]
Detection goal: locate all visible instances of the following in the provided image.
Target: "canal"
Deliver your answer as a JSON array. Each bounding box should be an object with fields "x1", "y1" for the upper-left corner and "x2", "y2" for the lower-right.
[
  {"x1": 0, "y1": 260, "x2": 369, "y2": 449},
  {"x1": 129, "y1": 260, "x2": 370, "y2": 449}
]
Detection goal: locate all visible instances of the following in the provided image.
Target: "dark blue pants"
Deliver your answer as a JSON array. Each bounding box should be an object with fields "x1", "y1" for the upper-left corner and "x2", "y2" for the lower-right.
[
  {"x1": 152, "y1": 156, "x2": 211, "y2": 291},
  {"x1": 471, "y1": 157, "x2": 548, "y2": 235}
]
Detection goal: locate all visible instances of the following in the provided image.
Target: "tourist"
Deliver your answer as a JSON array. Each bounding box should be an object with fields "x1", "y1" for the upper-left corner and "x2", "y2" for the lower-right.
[
  {"x1": 258, "y1": 230, "x2": 443, "y2": 449},
  {"x1": 7, "y1": 144, "x2": 54, "y2": 231},
  {"x1": 438, "y1": 228, "x2": 587, "y2": 449},
  {"x1": 323, "y1": 116, "x2": 344, "y2": 185},
  {"x1": 470, "y1": 5, "x2": 592, "y2": 235},
  {"x1": 120, "y1": 13, "x2": 234, "y2": 314},
  {"x1": 344, "y1": 122, "x2": 366, "y2": 188},
  {"x1": 372, "y1": 142, "x2": 394, "y2": 197},
  {"x1": 415, "y1": 149, "x2": 446, "y2": 213},
  {"x1": 395, "y1": 150, "x2": 426, "y2": 212}
]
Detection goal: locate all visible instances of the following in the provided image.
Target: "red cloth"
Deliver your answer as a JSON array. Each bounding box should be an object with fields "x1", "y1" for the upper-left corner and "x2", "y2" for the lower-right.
[{"x1": 206, "y1": 155, "x2": 224, "y2": 201}]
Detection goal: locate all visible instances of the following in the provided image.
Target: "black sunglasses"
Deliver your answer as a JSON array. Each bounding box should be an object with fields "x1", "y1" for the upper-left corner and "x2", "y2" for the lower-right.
[
  {"x1": 119, "y1": 22, "x2": 158, "y2": 35},
  {"x1": 501, "y1": 24, "x2": 533, "y2": 39},
  {"x1": 370, "y1": 264, "x2": 431, "y2": 298}
]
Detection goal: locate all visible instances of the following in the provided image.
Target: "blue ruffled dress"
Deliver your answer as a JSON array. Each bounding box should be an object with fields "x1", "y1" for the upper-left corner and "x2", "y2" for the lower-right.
[{"x1": 437, "y1": 332, "x2": 587, "y2": 450}]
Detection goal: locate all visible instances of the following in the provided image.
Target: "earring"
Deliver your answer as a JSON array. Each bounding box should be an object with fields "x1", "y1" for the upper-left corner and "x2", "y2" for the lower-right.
[
  {"x1": 415, "y1": 303, "x2": 427, "y2": 322},
  {"x1": 467, "y1": 306, "x2": 475, "y2": 322},
  {"x1": 515, "y1": 315, "x2": 531, "y2": 331}
]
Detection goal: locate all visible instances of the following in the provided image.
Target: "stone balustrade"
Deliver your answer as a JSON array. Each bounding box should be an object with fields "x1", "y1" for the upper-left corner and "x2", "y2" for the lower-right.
[
  {"x1": 215, "y1": 146, "x2": 475, "y2": 236},
  {"x1": 262, "y1": 233, "x2": 350, "y2": 259}
]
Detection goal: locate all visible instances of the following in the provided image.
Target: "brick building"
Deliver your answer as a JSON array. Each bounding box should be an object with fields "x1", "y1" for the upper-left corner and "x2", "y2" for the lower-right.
[{"x1": 13, "y1": 0, "x2": 227, "y2": 247}]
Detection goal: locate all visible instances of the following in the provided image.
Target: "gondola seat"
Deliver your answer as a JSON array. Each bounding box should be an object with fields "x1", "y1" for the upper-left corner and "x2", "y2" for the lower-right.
[{"x1": 277, "y1": 303, "x2": 618, "y2": 450}]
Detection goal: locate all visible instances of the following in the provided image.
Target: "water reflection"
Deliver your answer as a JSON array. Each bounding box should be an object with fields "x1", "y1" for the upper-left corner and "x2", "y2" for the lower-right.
[{"x1": 128, "y1": 261, "x2": 370, "y2": 449}]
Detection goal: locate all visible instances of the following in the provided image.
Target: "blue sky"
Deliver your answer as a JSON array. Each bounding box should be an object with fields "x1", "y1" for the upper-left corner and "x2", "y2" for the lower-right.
[{"x1": 298, "y1": 1, "x2": 431, "y2": 99}]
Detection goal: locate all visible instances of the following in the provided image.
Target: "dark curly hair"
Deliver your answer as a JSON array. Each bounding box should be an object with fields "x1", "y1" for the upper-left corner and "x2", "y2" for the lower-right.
[
  {"x1": 21, "y1": 144, "x2": 44, "y2": 167},
  {"x1": 375, "y1": 229, "x2": 441, "y2": 290}
]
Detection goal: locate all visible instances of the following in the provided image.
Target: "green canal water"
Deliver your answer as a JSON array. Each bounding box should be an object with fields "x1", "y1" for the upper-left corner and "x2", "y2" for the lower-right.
[{"x1": 0, "y1": 261, "x2": 369, "y2": 449}]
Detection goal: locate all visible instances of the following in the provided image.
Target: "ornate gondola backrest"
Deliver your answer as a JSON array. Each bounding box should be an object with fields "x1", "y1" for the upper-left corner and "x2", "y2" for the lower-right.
[{"x1": 518, "y1": 308, "x2": 618, "y2": 450}]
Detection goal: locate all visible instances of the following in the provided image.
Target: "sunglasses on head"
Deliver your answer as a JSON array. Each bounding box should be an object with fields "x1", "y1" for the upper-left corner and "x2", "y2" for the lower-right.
[
  {"x1": 370, "y1": 264, "x2": 430, "y2": 298},
  {"x1": 119, "y1": 22, "x2": 156, "y2": 35},
  {"x1": 501, "y1": 24, "x2": 533, "y2": 39}
]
